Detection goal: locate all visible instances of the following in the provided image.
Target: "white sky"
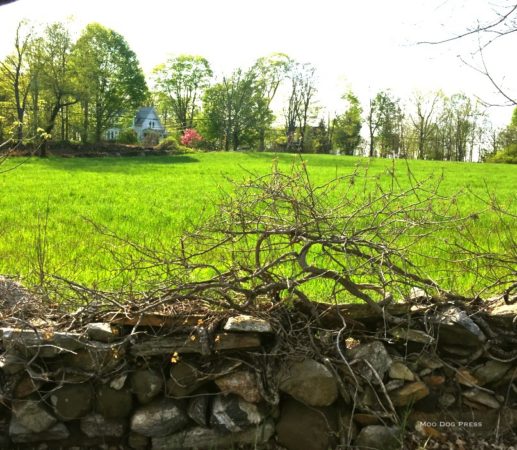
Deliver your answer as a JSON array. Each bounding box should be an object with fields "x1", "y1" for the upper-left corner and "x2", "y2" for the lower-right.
[{"x1": 0, "y1": 0, "x2": 515, "y2": 127}]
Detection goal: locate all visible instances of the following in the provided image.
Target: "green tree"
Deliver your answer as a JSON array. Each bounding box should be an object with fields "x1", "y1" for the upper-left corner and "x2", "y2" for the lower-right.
[
  {"x1": 333, "y1": 91, "x2": 362, "y2": 155},
  {"x1": 152, "y1": 55, "x2": 212, "y2": 132},
  {"x1": 201, "y1": 67, "x2": 265, "y2": 151},
  {"x1": 488, "y1": 107, "x2": 517, "y2": 163},
  {"x1": 71, "y1": 23, "x2": 148, "y2": 143},
  {"x1": 366, "y1": 90, "x2": 404, "y2": 158},
  {"x1": 0, "y1": 21, "x2": 34, "y2": 143},
  {"x1": 29, "y1": 22, "x2": 78, "y2": 152},
  {"x1": 253, "y1": 53, "x2": 291, "y2": 151},
  {"x1": 284, "y1": 62, "x2": 317, "y2": 152}
]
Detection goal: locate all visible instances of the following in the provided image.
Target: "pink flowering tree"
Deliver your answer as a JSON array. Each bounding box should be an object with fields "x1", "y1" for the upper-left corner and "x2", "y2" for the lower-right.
[{"x1": 181, "y1": 128, "x2": 203, "y2": 148}]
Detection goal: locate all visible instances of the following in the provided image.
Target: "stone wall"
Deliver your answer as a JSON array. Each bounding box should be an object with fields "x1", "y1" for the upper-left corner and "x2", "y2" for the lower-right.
[{"x1": 0, "y1": 298, "x2": 516, "y2": 449}]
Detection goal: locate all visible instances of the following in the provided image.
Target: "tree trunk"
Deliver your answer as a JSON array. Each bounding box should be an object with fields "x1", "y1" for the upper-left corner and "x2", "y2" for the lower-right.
[{"x1": 82, "y1": 101, "x2": 89, "y2": 143}]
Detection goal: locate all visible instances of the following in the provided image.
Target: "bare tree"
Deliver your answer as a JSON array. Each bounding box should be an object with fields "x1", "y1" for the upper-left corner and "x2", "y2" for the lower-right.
[
  {"x1": 284, "y1": 63, "x2": 317, "y2": 152},
  {"x1": 420, "y1": 1, "x2": 517, "y2": 106}
]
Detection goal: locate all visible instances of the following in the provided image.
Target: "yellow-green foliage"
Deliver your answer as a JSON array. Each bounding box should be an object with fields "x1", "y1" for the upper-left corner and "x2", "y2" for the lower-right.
[{"x1": 0, "y1": 153, "x2": 515, "y2": 294}]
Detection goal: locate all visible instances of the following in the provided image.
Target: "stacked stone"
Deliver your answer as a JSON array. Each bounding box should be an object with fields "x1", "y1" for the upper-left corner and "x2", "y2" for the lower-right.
[{"x1": 0, "y1": 301, "x2": 516, "y2": 449}]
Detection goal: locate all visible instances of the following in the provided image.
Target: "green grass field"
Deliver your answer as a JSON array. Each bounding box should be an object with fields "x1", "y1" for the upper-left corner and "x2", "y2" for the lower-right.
[{"x1": 0, "y1": 152, "x2": 515, "y2": 296}]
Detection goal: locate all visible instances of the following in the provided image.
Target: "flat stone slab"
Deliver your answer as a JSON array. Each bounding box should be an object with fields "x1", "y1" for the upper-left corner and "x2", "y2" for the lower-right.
[
  {"x1": 390, "y1": 381, "x2": 430, "y2": 407},
  {"x1": 224, "y1": 315, "x2": 272, "y2": 333},
  {"x1": 9, "y1": 418, "x2": 69, "y2": 443},
  {"x1": 80, "y1": 413, "x2": 125, "y2": 438},
  {"x1": 0, "y1": 328, "x2": 85, "y2": 358},
  {"x1": 86, "y1": 322, "x2": 120, "y2": 343},
  {"x1": 130, "y1": 332, "x2": 261, "y2": 356},
  {"x1": 130, "y1": 398, "x2": 189, "y2": 437},
  {"x1": 152, "y1": 420, "x2": 275, "y2": 449}
]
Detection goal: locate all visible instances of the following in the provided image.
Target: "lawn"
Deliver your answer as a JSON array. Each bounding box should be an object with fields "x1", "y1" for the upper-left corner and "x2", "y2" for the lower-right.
[{"x1": 0, "y1": 152, "x2": 515, "y2": 297}]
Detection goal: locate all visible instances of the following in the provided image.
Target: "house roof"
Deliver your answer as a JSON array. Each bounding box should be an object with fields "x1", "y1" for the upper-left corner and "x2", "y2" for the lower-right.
[{"x1": 134, "y1": 107, "x2": 157, "y2": 127}]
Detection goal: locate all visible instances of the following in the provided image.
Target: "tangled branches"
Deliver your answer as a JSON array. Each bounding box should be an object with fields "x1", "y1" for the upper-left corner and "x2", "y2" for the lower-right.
[{"x1": 61, "y1": 161, "x2": 502, "y2": 325}]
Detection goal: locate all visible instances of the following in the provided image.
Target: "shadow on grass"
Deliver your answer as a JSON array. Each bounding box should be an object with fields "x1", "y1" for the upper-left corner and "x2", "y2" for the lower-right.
[
  {"x1": 38, "y1": 155, "x2": 200, "y2": 173},
  {"x1": 240, "y1": 151, "x2": 368, "y2": 169}
]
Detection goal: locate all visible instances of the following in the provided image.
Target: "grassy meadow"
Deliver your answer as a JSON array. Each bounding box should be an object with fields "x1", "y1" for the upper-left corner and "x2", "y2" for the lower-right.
[{"x1": 0, "y1": 152, "x2": 515, "y2": 297}]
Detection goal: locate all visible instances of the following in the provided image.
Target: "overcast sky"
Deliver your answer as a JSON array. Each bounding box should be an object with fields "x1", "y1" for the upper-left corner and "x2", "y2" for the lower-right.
[{"x1": 0, "y1": 0, "x2": 515, "y2": 126}]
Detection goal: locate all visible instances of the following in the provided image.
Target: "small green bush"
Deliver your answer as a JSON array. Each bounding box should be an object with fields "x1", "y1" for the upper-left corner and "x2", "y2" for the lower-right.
[
  {"x1": 117, "y1": 128, "x2": 138, "y2": 144},
  {"x1": 156, "y1": 135, "x2": 195, "y2": 154},
  {"x1": 486, "y1": 143, "x2": 517, "y2": 164}
]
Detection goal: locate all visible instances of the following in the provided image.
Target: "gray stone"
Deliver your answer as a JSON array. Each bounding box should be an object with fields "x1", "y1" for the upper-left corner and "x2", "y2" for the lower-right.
[
  {"x1": 0, "y1": 352, "x2": 25, "y2": 374},
  {"x1": 354, "y1": 425, "x2": 400, "y2": 450},
  {"x1": 130, "y1": 398, "x2": 189, "y2": 437},
  {"x1": 96, "y1": 384, "x2": 133, "y2": 419},
  {"x1": 187, "y1": 395, "x2": 210, "y2": 427},
  {"x1": 390, "y1": 327, "x2": 435, "y2": 344},
  {"x1": 438, "y1": 393, "x2": 456, "y2": 409},
  {"x1": 473, "y1": 360, "x2": 511, "y2": 385},
  {"x1": 408, "y1": 287, "x2": 429, "y2": 301},
  {"x1": 348, "y1": 341, "x2": 392, "y2": 383},
  {"x1": 167, "y1": 361, "x2": 204, "y2": 397},
  {"x1": 128, "y1": 432, "x2": 149, "y2": 450},
  {"x1": 434, "y1": 306, "x2": 486, "y2": 346},
  {"x1": 224, "y1": 315, "x2": 272, "y2": 333},
  {"x1": 62, "y1": 342, "x2": 124, "y2": 373},
  {"x1": 462, "y1": 389, "x2": 501, "y2": 409},
  {"x1": 130, "y1": 369, "x2": 164, "y2": 404},
  {"x1": 215, "y1": 370, "x2": 262, "y2": 403},
  {"x1": 389, "y1": 362, "x2": 415, "y2": 381},
  {"x1": 86, "y1": 322, "x2": 119, "y2": 343},
  {"x1": 279, "y1": 358, "x2": 338, "y2": 407},
  {"x1": 12, "y1": 399, "x2": 57, "y2": 433},
  {"x1": 417, "y1": 354, "x2": 443, "y2": 370},
  {"x1": 152, "y1": 420, "x2": 275, "y2": 449},
  {"x1": 80, "y1": 413, "x2": 125, "y2": 438},
  {"x1": 0, "y1": 276, "x2": 39, "y2": 314},
  {"x1": 211, "y1": 394, "x2": 265, "y2": 432},
  {"x1": 9, "y1": 417, "x2": 69, "y2": 443},
  {"x1": 50, "y1": 383, "x2": 93, "y2": 421},
  {"x1": 276, "y1": 396, "x2": 339, "y2": 450},
  {"x1": 384, "y1": 379, "x2": 405, "y2": 392},
  {"x1": 109, "y1": 373, "x2": 128, "y2": 390},
  {"x1": 1, "y1": 328, "x2": 85, "y2": 358}
]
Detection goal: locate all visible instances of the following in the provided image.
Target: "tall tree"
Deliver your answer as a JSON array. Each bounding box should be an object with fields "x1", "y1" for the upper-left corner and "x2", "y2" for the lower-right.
[
  {"x1": 0, "y1": 21, "x2": 34, "y2": 143},
  {"x1": 284, "y1": 62, "x2": 317, "y2": 152},
  {"x1": 253, "y1": 53, "x2": 291, "y2": 151},
  {"x1": 366, "y1": 90, "x2": 403, "y2": 157},
  {"x1": 30, "y1": 22, "x2": 78, "y2": 151},
  {"x1": 152, "y1": 55, "x2": 212, "y2": 132},
  {"x1": 71, "y1": 23, "x2": 148, "y2": 143},
  {"x1": 333, "y1": 91, "x2": 362, "y2": 155},
  {"x1": 409, "y1": 91, "x2": 440, "y2": 159},
  {"x1": 201, "y1": 67, "x2": 265, "y2": 151}
]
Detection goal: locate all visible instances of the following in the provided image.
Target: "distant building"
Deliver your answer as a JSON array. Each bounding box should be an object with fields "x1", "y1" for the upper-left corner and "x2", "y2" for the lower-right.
[
  {"x1": 105, "y1": 107, "x2": 166, "y2": 142},
  {"x1": 132, "y1": 107, "x2": 166, "y2": 141}
]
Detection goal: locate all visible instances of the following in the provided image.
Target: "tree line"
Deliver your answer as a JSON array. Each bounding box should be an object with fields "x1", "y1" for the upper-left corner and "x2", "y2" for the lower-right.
[{"x1": 0, "y1": 20, "x2": 515, "y2": 162}]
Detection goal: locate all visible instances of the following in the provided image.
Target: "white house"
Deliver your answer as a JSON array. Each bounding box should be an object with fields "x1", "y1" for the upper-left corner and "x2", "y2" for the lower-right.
[
  {"x1": 132, "y1": 107, "x2": 166, "y2": 141},
  {"x1": 105, "y1": 107, "x2": 166, "y2": 142}
]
